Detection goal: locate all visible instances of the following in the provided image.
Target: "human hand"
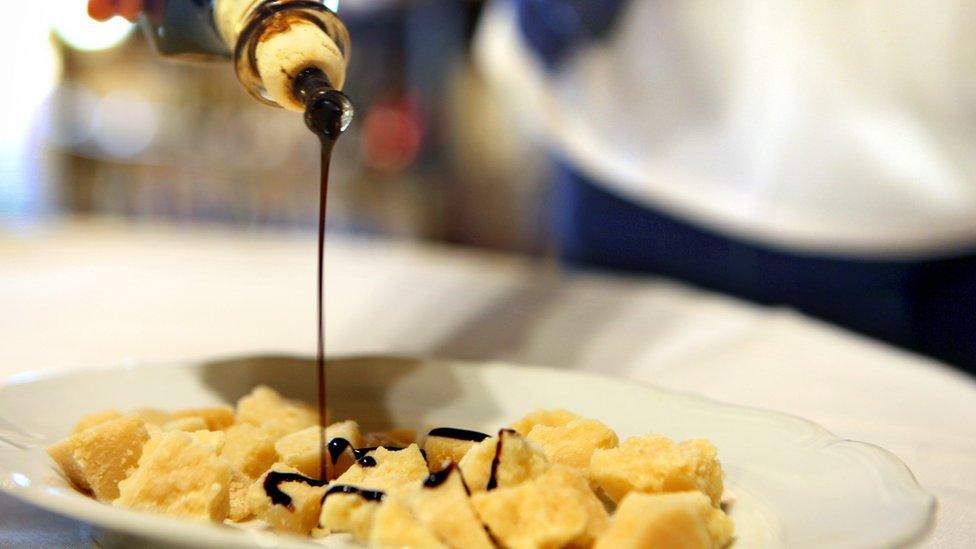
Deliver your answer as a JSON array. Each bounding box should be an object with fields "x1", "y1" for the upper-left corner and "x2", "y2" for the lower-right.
[{"x1": 88, "y1": 0, "x2": 144, "y2": 22}]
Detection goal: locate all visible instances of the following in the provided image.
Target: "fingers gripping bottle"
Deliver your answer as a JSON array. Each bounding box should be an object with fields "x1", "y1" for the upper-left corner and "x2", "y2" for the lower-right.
[{"x1": 139, "y1": 0, "x2": 350, "y2": 112}]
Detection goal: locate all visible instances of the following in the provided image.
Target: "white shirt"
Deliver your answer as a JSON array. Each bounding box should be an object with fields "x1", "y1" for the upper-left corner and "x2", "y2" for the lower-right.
[{"x1": 476, "y1": 0, "x2": 976, "y2": 259}]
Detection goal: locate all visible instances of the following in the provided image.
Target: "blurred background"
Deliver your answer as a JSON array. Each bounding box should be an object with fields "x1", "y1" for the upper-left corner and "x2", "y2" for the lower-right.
[
  {"x1": 1, "y1": 0, "x2": 974, "y2": 373},
  {"x1": 0, "y1": 0, "x2": 549, "y2": 252}
]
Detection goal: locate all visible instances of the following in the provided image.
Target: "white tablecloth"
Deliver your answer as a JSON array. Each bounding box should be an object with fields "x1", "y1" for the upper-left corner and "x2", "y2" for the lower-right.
[{"x1": 1, "y1": 219, "x2": 974, "y2": 547}]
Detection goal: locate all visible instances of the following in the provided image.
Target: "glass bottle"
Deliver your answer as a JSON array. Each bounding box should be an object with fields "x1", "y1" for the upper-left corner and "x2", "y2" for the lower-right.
[{"x1": 139, "y1": 0, "x2": 350, "y2": 112}]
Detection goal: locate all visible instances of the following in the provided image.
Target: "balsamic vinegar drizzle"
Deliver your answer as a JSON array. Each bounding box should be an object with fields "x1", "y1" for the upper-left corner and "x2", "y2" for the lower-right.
[
  {"x1": 264, "y1": 439, "x2": 424, "y2": 507},
  {"x1": 426, "y1": 427, "x2": 490, "y2": 442},
  {"x1": 269, "y1": 433, "x2": 494, "y2": 538},
  {"x1": 293, "y1": 67, "x2": 353, "y2": 479},
  {"x1": 486, "y1": 429, "x2": 515, "y2": 491},
  {"x1": 263, "y1": 471, "x2": 328, "y2": 510},
  {"x1": 265, "y1": 436, "x2": 476, "y2": 504},
  {"x1": 423, "y1": 463, "x2": 456, "y2": 489},
  {"x1": 322, "y1": 484, "x2": 387, "y2": 504},
  {"x1": 254, "y1": 70, "x2": 530, "y2": 547},
  {"x1": 327, "y1": 437, "x2": 354, "y2": 464},
  {"x1": 289, "y1": 75, "x2": 417, "y2": 520},
  {"x1": 287, "y1": 70, "x2": 501, "y2": 546},
  {"x1": 352, "y1": 446, "x2": 390, "y2": 460},
  {"x1": 322, "y1": 437, "x2": 421, "y2": 468},
  {"x1": 314, "y1": 137, "x2": 331, "y2": 478},
  {"x1": 353, "y1": 445, "x2": 428, "y2": 461}
]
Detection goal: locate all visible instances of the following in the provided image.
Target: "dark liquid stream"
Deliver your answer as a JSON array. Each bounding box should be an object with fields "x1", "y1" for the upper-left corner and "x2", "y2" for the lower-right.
[
  {"x1": 316, "y1": 142, "x2": 332, "y2": 478},
  {"x1": 269, "y1": 71, "x2": 502, "y2": 529},
  {"x1": 315, "y1": 140, "x2": 335, "y2": 478},
  {"x1": 294, "y1": 67, "x2": 352, "y2": 479}
]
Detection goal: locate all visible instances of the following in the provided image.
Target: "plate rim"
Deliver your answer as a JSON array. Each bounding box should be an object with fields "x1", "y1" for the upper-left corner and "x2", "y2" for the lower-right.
[{"x1": 0, "y1": 353, "x2": 938, "y2": 548}]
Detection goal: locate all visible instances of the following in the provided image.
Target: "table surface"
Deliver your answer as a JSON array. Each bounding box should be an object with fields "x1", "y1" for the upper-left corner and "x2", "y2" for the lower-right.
[{"x1": 1, "y1": 219, "x2": 974, "y2": 547}]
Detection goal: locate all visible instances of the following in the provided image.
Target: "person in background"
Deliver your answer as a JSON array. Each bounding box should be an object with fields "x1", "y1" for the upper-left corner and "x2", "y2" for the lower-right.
[{"x1": 476, "y1": 0, "x2": 976, "y2": 372}]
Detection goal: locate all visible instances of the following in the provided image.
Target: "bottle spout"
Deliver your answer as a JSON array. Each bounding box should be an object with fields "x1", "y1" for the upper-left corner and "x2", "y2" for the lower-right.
[
  {"x1": 293, "y1": 67, "x2": 354, "y2": 141},
  {"x1": 304, "y1": 89, "x2": 353, "y2": 142}
]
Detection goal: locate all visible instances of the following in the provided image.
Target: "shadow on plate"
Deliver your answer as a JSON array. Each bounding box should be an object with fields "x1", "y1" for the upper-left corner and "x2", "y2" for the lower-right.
[{"x1": 197, "y1": 354, "x2": 500, "y2": 431}]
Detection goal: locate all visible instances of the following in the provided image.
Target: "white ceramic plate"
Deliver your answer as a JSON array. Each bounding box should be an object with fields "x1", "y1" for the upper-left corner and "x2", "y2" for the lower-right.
[{"x1": 0, "y1": 356, "x2": 934, "y2": 548}]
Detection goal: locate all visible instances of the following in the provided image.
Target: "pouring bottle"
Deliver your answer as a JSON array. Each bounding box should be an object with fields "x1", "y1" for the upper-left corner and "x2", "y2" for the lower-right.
[{"x1": 139, "y1": 0, "x2": 350, "y2": 113}]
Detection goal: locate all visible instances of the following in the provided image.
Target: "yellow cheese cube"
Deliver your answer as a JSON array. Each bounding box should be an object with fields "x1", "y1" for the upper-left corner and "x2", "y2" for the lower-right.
[
  {"x1": 273, "y1": 421, "x2": 363, "y2": 480},
  {"x1": 326, "y1": 420, "x2": 363, "y2": 448},
  {"x1": 511, "y1": 409, "x2": 580, "y2": 436},
  {"x1": 134, "y1": 408, "x2": 171, "y2": 427},
  {"x1": 362, "y1": 428, "x2": 416, "y2": 448},
  {"x1": 163, "y1": 417, "x2": 209, "y2": 432},
  {"x1": 423, "y1": 436, "x2": 475, "y2": 471},
  {"x1": 370, "y1": 496, "x2": 447, "y2": 549},
  {"x1": 471, "y1": 469, "x2": 588, "y2": 549},
  {"x1": 334, "y1": 444, "x2": 428, "y2": 495},
  {"x1": 409, "y1": 464, "x2": 494, "y2": 549},
  {"x1": 319, "y1": 490, "x2": 383, "y2": 542},
  {"x1": 590, "y1": 435, "x2": 724, "y2": 505},
  {"x1": 325, "y1": 420, "x2": 363, "y2": 479},
  {"x1": 70, "y1": 410, "x2": 122, "y2": 434},
  {"x1": 535, "y1": 465, "x2": 610, "y2": 546},
  {"x1": 228, "y1": 470, "x2": 252, "y2": 522},
  {"x1": 115, "y1": 431, "x2": 230, "y2": 522},
  {"x1": 47, "y1": 415, "x2": 149, "y2": 502},
  {"x1": 248, "y1": 464, "x2": 327, "y2": 534},
  {"x1": 235, "y1": 385, "x2": 318, "y2": 437},
  {"x1": 187, "y1": 430, "x2": 225, "y2": 453},
  {"x1": 593, "y1": 491, "x2": 733, "y2": 549},
  {"x1": 220, "y1": 423, "x2": 278, "y2": 480},
  {"x1": 527, "y1": 418, "x2": 617, "y2": 481},
  {"x1": 459, "y1": 429, "x2": 548, "y2": 493},
  {"x1": 422, "y1": 427, "x2": 488, "y2": 471},
  {"x1": 275, "y1": 426, "x2": 324, "y2": 479},
  {"x1": 170, "y1": 406, "x2": 235, "y2": 431}
]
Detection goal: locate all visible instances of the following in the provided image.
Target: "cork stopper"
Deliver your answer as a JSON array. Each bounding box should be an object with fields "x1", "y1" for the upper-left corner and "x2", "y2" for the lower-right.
[{"x1": 254, "y1": 19, "x2": 346, "y2": 112}]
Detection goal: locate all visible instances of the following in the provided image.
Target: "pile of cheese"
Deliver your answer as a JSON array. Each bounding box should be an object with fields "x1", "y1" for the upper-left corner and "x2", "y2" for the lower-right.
[{"x1": 48, "y1": 387, "x2": 734, "y2": 548}]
